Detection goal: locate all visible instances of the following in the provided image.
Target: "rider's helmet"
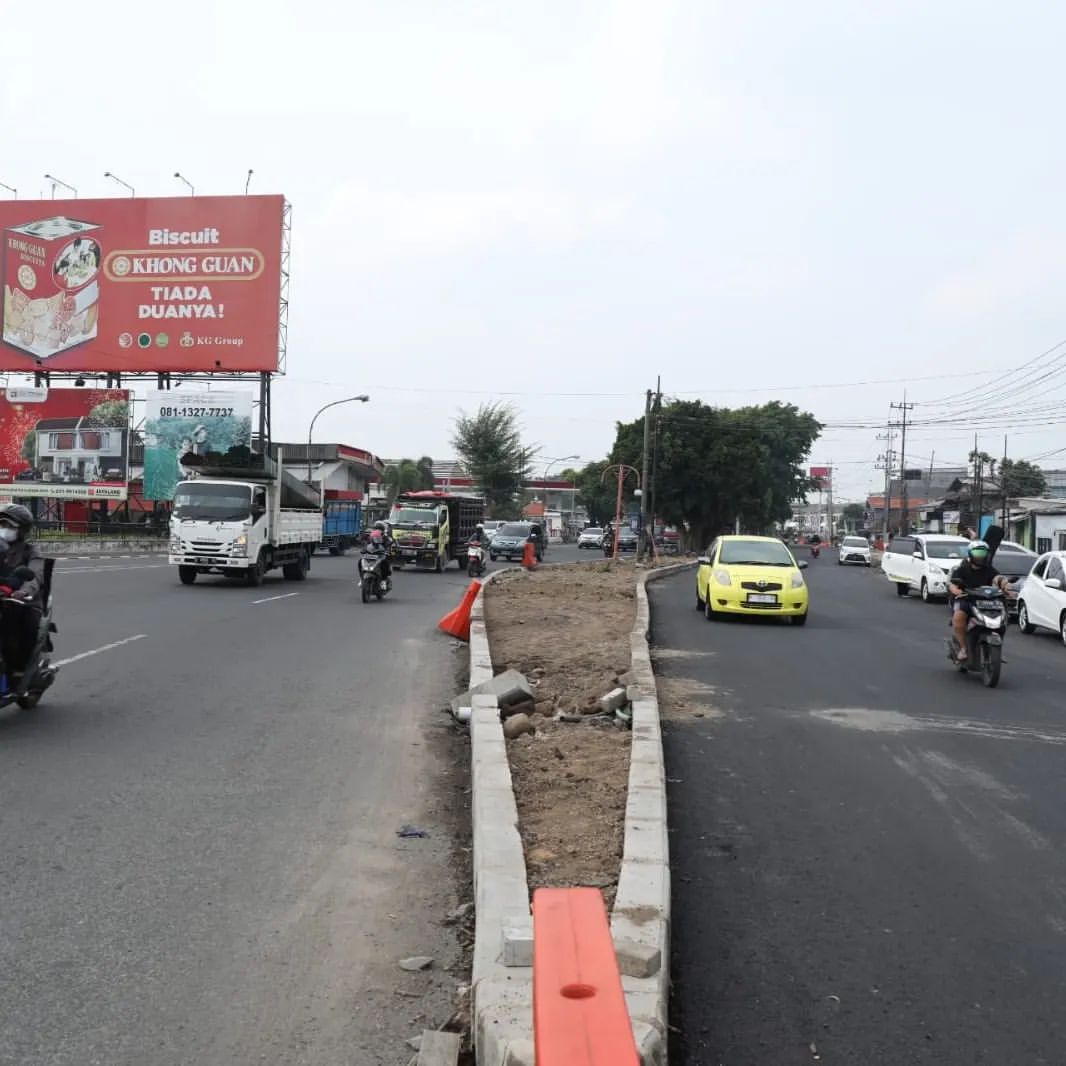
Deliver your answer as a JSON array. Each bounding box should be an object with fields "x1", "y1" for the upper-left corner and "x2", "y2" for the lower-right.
[
  {"x1": 374, "y1": 520, "x2": 389, "y2": 535},
  {"x1": 968, "y1": 539, "x2": 991, "y2": 563},
  {"x1": 476, "y1": 523, "x2": 484, "y2": 534},
  {"x1": 0, "y1": 503, "x2": 34, "y2": 541}
]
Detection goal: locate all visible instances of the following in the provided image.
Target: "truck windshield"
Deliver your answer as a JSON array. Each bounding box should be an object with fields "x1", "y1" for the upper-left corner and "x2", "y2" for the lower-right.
[
  {"x1": 173, "y1": 482, "x2": 252, "y2": 522},
  {"x1": 390, "y1": 506, "x2": 438, "y2": 527}
]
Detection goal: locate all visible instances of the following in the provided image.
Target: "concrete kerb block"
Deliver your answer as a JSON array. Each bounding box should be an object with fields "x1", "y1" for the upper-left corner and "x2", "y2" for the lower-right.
[{"x1": 502, "y1": 914, "x2": 534, "y2": 967}]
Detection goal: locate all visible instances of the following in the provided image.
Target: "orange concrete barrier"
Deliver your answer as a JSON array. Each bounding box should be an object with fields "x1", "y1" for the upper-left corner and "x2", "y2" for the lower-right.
[
  {"x1": 533, "y1": 887, "x2": 639, "y2": 1066},
  {"x1": 437, "y1": 579, "x2": 482, "y2": 641},
  {"x1": 522, "y1": 542, "x2": 537, "y2": 570}
]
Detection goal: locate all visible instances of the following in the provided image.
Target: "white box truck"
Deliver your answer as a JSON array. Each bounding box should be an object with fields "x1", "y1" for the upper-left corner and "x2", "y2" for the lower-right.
[{"x1": 169, "y1": 454, "x2": 322, "y2": 586}]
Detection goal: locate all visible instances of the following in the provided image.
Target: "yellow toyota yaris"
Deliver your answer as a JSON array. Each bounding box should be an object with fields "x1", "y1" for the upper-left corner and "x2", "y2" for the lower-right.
[{"x1": 695, "y1": 535, "x2": 809, "y2": 625}]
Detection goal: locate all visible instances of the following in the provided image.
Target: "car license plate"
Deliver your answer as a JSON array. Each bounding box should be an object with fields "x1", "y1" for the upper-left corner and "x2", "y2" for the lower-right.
[
  {"x1": 403, "y1": 549, "x2": 417, "y2": 558},
  {"x1": 747, "y1": 593, "x2": 777, "y2": 604}
]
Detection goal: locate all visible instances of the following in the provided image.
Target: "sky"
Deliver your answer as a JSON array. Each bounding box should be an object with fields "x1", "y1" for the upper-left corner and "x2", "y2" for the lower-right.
[{"x1": 4, "y1": 0, "x2": 1066, "y2": 500}]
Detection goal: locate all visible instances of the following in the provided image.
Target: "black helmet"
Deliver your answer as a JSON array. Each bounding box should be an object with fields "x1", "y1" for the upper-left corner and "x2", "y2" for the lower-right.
[
  {"x1": 374, "y1": 520, "x2": 388, "y2": 532},
  {"x1": 0, "y1": 503, "x2": 33, "y2": 534}
]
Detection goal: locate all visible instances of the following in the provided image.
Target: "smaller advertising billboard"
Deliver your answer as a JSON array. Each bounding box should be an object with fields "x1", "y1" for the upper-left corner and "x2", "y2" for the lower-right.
[
  {"x1": 143, "y1": 389, "x2": 254, "y2": 501},
  {"x1": 0, "y1": 386, "x2": 130, "y2": 500}
]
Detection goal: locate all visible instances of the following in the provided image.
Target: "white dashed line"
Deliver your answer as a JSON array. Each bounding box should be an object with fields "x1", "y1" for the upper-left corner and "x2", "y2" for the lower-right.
[
  {"x1": 54, "y1": 634, "x2": 148, "y2": 667},
  {"x1": 251, "y1": 592, "x2": 301, "y2": 605}
]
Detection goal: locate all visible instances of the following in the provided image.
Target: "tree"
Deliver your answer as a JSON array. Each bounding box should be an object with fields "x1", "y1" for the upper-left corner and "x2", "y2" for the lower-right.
[
  {"x1": 610, "y1": 399, "x2": 822, "y2": 547},
  {"x1": 842, "y1": 503, "x2": 865, "y2": 529},
  {"x1": 1000, "y1": 458, "x2": 1047, "y2": 498},
  {"x1": 88, "y1": 399, "x2": 130, "y2": 427},
  {"x1": 452, "y1": 403, "x2": 535, "y2": 515},
  {"x1": 384, "y1": 456, "x2": 435, "y2": 502},
  {"x1": 564, "y1": 460, "x2": 617, "y2": 525}
]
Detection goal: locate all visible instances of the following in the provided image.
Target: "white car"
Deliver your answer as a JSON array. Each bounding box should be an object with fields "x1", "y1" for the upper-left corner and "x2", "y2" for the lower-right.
[
  {"x1": 882, "y1": 532, "x2": 970, "y2": 601},
  {"x1": 1017, "y1": 550, "x2": 1066, "y2": 643},
  {"x1": 578, "y1": 526, "x2": 604, "y2": 549},
  {"x1": 838, "y1": 535, "x2": 871, "y2": 566}
]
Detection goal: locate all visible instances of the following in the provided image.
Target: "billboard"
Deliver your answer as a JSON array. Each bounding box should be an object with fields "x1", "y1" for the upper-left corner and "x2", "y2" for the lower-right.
[
  {"x1": 0, "y1": 386, "x2": 130, "y2": 500},
  {"x1": 0, "y1": 195, "x2": 283, "y2": 373},
  {"x1": 143, "y1": 388, "x2": 254, "y2": 501}
]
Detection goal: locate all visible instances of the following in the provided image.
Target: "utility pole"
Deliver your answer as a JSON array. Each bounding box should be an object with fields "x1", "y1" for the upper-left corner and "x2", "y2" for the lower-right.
[
  {"x1": 1001, "y1": 434, "x2": 1009, "y2": 532},
  {"x1": 647, "y1": 377, "x2": 662, "y2": 556},
  {"x1": 890, "y1": 394, "x2": 915, "y2": 535},
  {"x1": 638, "y1": 388, "x2": 652, "y2": 562},
  {"x1": 876, "y1": 426, "x2": 896, "y2": 539},
  {"x1": 826, "y1": 463, "x2": 834, "y2": 542}
]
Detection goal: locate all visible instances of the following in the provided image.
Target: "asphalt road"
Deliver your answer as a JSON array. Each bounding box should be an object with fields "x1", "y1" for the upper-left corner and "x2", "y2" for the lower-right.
[
  {"x1": 0, "y1": 548, "x2": 499, "y2": 1066},
  {"x1": 651, "y1": 557, "x2": 1066, "y2": 1066}
]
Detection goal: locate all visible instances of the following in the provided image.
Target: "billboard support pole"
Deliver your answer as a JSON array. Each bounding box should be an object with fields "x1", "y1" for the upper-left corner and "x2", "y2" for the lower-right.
[{"x1": 258, "y1": 372, "x2": 271, "y2": 457}]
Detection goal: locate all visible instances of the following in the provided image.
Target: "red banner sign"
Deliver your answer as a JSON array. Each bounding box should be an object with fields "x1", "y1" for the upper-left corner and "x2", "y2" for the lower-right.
[
  {"x1": 0, "y1": 386, "x2": 130, "y2": 500},
  {"x1": 0, "y1": 195, "x2": 283, "y2": 372}
]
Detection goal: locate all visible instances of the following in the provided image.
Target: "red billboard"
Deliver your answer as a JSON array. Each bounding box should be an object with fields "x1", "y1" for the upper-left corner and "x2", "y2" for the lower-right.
[
  {"x1": 0, "y1": 386, "x2": 130, "y2": 500},
  {"x1": 0, "y1": 195, "x2": 283, "y2": 372}
]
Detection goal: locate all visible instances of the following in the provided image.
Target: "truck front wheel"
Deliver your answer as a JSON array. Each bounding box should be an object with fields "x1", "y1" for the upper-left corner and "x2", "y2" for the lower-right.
[
  {"x1": 246, "y1": 551, "x2": 266, "y2": 587},
  {"x1": 178, "y1": 566, "x2": 197, "y2": 585}
]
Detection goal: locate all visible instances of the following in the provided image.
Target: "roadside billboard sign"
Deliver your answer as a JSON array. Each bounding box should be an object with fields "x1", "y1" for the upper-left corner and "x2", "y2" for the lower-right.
[
  {"x1": 143, "y1": 388, "x2": 254, "y2": 501},
  {"x1": 0, "y1": 386, "x2": 130, "y2": 500},
  {"x1": 0, "y1": 195, "x2": 283, "y2": 373}
]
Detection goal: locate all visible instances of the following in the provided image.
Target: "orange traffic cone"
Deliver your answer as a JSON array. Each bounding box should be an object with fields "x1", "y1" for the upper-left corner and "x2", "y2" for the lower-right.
[
  {"x1": 522, "y1": 541, "x2": 537, "y2": 570},
  {"x1": 438, "y1": 579, "x2": 482, "y2": 641}
]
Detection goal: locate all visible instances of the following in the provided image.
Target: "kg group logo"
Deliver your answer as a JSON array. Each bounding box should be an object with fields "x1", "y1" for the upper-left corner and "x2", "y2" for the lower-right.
[
  {"x1": 110, "y1": 256, "x2": 132, "y2": 278},
  {"x1": 118, "y1": 332, "x2": 134, "y2": 349}
]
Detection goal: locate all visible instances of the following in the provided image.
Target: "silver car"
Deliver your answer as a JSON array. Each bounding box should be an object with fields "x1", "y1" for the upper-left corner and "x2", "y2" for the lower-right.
[{"x1": 577, "y1": 526, "x2": 604, "y2": 550}]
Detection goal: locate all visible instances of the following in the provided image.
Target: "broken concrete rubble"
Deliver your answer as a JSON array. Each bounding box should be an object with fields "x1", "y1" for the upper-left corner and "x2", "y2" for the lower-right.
[{"x1": 451, "y1": 668, "x2": 534, "y2": 720}]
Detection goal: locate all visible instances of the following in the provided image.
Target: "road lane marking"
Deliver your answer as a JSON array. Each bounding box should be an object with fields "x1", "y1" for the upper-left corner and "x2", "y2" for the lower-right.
[
  {"x1": 251, "y1": 592, "x2": 301, "y2": 605},
  {"x1": 54, "y1": 634, "x2": 148, "y2": 668},
  {"x1": 55, "y1": 564, "x2": 168, "y2": 574}
]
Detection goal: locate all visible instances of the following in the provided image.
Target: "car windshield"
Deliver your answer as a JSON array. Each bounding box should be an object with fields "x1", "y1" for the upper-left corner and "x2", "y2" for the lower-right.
[
  {"x1": 390, "y1": 506, "x2": 438, "y2": 527},
  {"x1": 173, "y1": 482, "x2": 252, "y2": 522},
  {"x1": 995, "y1": 551, "x2": 1037, "y2": 576},
  {"x1": 719, "y1": 540, "x2": 794, "y2": 566},
  {"x1": 583, "y1": 528, "x2": 602, "y2": 536},
  {"x1": 843, "y1": 537, "x2": 868, "y2": 547},
  {"x1": 925, "y1": 540, "x2": 969, "y2": 559},
  {"x1": 499, "y1": 523, "x2": 530, "y2": 537}
]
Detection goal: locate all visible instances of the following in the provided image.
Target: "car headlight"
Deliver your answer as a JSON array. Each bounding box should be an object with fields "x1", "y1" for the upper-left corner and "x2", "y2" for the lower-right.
[
  {"x1": 170, "y1": 537, "x2": 181, "y2": 552},
  {"x1": 791, "y1": 571, "x2": 805, "y2": 589},
  {"x1": 714, "y1": 569, "x2": 732, "y2": 586},
  {"x1": 232, "y1": 533, "x2": 248, "y2": 555}
]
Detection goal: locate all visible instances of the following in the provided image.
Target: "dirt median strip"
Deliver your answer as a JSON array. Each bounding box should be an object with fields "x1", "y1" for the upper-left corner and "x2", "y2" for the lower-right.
[{"x1": 484, "y1": 562, "x2": 638, "y2": 907}]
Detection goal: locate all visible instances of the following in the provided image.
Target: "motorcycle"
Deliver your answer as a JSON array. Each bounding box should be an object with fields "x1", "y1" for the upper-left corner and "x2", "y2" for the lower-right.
[
  {"x1": 947, "y1": 585, "x2": 1007, "y2": 687},
  {"x1": 810, "y1": 543, "x2": 821, "y2": 559},
  {"x1": 0, "y1": 559, "x2": 58, "y2": 711},
  {"x1": 467, "y1": 540, "x2": 486, "y2": 578},
  {"x1": 358, "y1": 549, "x2": 391, "y2": 603}
]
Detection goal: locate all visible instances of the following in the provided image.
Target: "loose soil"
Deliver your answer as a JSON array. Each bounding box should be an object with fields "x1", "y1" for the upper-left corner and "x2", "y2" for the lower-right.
[{"x1": 484, "y1": 561, "x2": 641, "y2": 907}]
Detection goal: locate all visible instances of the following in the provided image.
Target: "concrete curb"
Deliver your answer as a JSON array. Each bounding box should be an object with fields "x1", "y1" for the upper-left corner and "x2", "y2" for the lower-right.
[
  {"x1": 611, "y1": 559, "x2": 696, "y2": 1064},
  {"x1": 39, "y1": 540, "x2": 168, "y2": 556},
  {"x1": 464, "y1": 559, "x2": 695, "y2": 1065},
  {"x1": 467, "y1": 568, "x2": 535, "y2": 1065}
]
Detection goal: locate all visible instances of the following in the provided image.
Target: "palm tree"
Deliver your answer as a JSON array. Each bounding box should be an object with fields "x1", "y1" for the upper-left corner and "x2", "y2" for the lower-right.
[{"x1": 384, "y1": 456, "x2": 435, "y2": 502}]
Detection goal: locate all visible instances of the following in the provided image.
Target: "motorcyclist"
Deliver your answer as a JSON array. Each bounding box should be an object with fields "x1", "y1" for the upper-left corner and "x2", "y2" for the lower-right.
[
  {"x1": 948, "y1": 540, "x2": 1012, "y2": 661},
  {"x1": 363, "y1": 520, "x2": 393, "y2": 585},
  {"x1": 0, "y1": 504, "x2": 45, "y2": 681},
  {"x1": 469, "y1": 522, "x2": 488, "y2": 545}
]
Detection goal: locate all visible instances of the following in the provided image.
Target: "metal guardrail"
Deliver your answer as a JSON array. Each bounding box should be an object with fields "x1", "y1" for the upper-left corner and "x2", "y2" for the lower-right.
[{"x1": 34, "y1": 521, "x2": 168, "y2": 541}]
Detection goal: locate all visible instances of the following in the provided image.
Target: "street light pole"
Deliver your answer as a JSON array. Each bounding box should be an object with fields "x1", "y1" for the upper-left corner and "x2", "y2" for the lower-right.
[
  {"x1": 104, "y1": 171, "x2": 135, "y2": 196},
  {"x1": 0, "y1": 181, "x2": 16, "y2": 199},
  {"x1": 174, "y1": 172, "x2": 195, "y2": 195},
  {"x1": 601, "y1": 464, "x2": 640, "y2": 560},
  {"x1": 43, "y1": 174, "x2": 77, "y2": 198},
  {"x1": 306, "y1": 395, "x2": 370, "y2": 484},
  {"x1": 541, "y1": 454, "x2": 578, "y2": 537}
]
